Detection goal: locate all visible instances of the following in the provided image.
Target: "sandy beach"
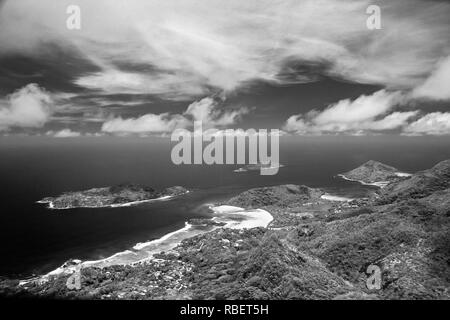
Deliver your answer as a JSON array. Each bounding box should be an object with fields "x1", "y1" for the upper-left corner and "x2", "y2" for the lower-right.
[
  {"x1": 209, "y1": 205, "x2": 274, "y2": 229},
  {"x1": 26, "y1": 204, "x2": 274, "y2": 283},
  {"x1": 337, "y1": 174, "x2": 390, "y2": 188},
  {"x1": 320, "y1": 194, "x2": 353, "y2": 202},
  {"x1": 338, "y1": 171, "x2": 411, "y2": 188}
]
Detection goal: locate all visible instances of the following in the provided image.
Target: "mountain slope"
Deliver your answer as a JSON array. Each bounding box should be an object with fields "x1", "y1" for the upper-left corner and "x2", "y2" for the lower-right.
[
  {"x1": 378, "y1": 160, "x2": 450, "y2": 203},
  {"x1": 226, "y1": 184, "x2": 324, "y2": 208}
]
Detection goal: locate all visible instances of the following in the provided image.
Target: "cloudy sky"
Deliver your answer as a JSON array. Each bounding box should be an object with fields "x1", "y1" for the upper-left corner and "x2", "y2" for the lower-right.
[{"x1": 0, "y1": 0, "x2": 449, "y2": 137}]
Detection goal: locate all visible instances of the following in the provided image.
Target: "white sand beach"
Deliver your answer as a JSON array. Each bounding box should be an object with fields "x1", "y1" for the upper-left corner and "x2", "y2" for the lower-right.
[
  {"x1": 28, "y1": 204, "x2": 274, "y2": 282},
  {"x1": 320, "y1": 194, "x2": 353, "y2": 202},
  {"x1": 337, "y1": 174, "x2": 390, "y2": 188},
  {"x1": 338, "y1": 171, "x2": 411, "y2": 188},
  {"x1": 209, "y1": 205, "x2": 274, "y2": 229}
]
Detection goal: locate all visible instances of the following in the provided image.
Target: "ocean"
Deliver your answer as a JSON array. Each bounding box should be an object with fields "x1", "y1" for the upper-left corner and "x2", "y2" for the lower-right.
[{"x1": 1, "y1": 135, "x2": 449, "y2": 277}]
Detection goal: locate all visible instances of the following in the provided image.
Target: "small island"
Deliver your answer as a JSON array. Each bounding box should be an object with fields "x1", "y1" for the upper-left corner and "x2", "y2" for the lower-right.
[
  {"x1": 38, "y1": 184, "x2": 189, "y2": 209},
  {"x1": 233, "y1": 163, "x2": 284, "y2": 173},
  {"x1": 339, "y1": 160, "x2": 411, "y2": 187}
]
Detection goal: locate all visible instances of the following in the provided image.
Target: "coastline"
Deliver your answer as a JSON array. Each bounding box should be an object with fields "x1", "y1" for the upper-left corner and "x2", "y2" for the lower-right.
[
  {"x1": 207, "y1": 205, "x2": 274, "y2": 229},
  {"x1": 337, "y1": 174, "x2": 390, "y2": 188},
  {"x1": 338, "y1": 171, "x2": 412, "y2": 188},
  {"x1": 9, "y1": 160, "x2": 450, "y2": 300},
  {"x1": 26, "y1": 184, "x2": 382, "y2": 285},
  {"x1": 25, "y1": 204, "x2": 274, "y2": 283},
  {"x1": 36, "y1": 194, "x2": 179, "y2": 210}
]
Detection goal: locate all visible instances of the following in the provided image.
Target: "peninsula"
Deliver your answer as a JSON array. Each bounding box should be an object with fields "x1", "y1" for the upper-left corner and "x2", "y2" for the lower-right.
[{"x1": 339, "y1": 160, "x2": 411, "y2": 187}]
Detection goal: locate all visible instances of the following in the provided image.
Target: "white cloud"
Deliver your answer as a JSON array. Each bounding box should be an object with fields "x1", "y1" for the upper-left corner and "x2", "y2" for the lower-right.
[
  {"x1": 313, "y1": 90, "x2": 404, "y2": 125},
  {"x1": 283, "y1": 90, "x2": 416, "y2": 134},
  {"x1": 1, "y1": 0, "x2": 449, "y2": 99},
  {"x1": 368, "y1": 112, "x2": 419, "y2": 131},
  {"x1": 101, "y1": 96, "x2": 247, "y2": 133},
  {"x1": 46, "y1": 128, "x2": 82, "y2": 138},
  {"x1": 184, "y1": 97, "x2": 248, "y2": 128},
  {"x1": 74, "y1": 70, "x2": 206, "y2": 101},
  {"x1": 411, "y1": 55, "x2": 450, "y2": 100},
  {"x1": 0, "y1": 83, "x2": 53, "y2": 131},
  {"x1": 283, "y1": 116, "x2": 310, "y2": 134},
  {"x1": 403, "y1": 112, "x2": 450, "y2": 135},
  {"x1": 101, "y1": 113, "x2": 189, "y2": 133}
]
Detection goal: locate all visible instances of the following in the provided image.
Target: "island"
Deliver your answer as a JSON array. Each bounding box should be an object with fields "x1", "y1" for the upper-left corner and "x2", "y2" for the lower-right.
[
  {"x1": 37, "y1": 184, "x2": 189, "y2": 209},
  {"x1": 233, "y1": 163, "x2": 284, "y2": 173},
  {"x1": 339, "y1": 160, "x2": 411, "y2": 187},
  {"x1": 2, "y1": 160, "x2": 449, "y2": 300}
]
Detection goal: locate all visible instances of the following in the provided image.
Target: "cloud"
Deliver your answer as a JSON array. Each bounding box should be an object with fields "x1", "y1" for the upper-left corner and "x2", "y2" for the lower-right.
[
  {"x1": 101, "y1": 96, "x2": 247, "y2": 133},
  {"x1": 367, "y1": 111, "x2": 419, "y2": 131},
  {"x1": 184, "y1": 97, "x2": 248, "y2": 127},
  {"x1": 283, "y1": 90, "x2": 416, "y2": 134},
  {"x1": 313, "y1": 90, "x2": 404, "y2": 125},
  {"x1": 46, "y1": 128, "x2": 82, "y2": 138},
  {"x1": 84, "y1": 132, "x2": 105, "y2": 137},
  {"x1": 283, "y1": 116, "x2": 310, "y2": 134},
  {"x1": 1, "y1": 0, "x2": 449, "y2": 99},
  {"x1": 411, "y1": 55, "x2": 450, "y2": 100},
  {"x1": 101, "y1": 113, "x2": 189, "y2": 134},
  {"x1": 403, "y1": 112, "x2": 450, "y2": 135},
  {"x1": 1, "y1": 1, "x2": 448, "y2": 136},
  {"x1": 0, "y1": 83, "x2": 53, "y2": 131},
  {"x1": 198, "y1": 128, "x2": 286, "y2": 139},
  {"x1": 73, "y1": 70, "x2": 206, "y2": 101}
]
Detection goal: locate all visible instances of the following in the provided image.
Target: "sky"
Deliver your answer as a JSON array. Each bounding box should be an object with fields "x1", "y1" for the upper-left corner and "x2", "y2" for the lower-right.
[{"x1": 0, "y1": 0, "x2": 449, "y2": 137}]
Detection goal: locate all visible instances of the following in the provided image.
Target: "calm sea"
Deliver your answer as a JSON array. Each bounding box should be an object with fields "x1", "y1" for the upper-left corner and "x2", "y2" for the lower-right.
[{"x1": 0, "y1": 135, "x2": 449, "y2": 277}]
